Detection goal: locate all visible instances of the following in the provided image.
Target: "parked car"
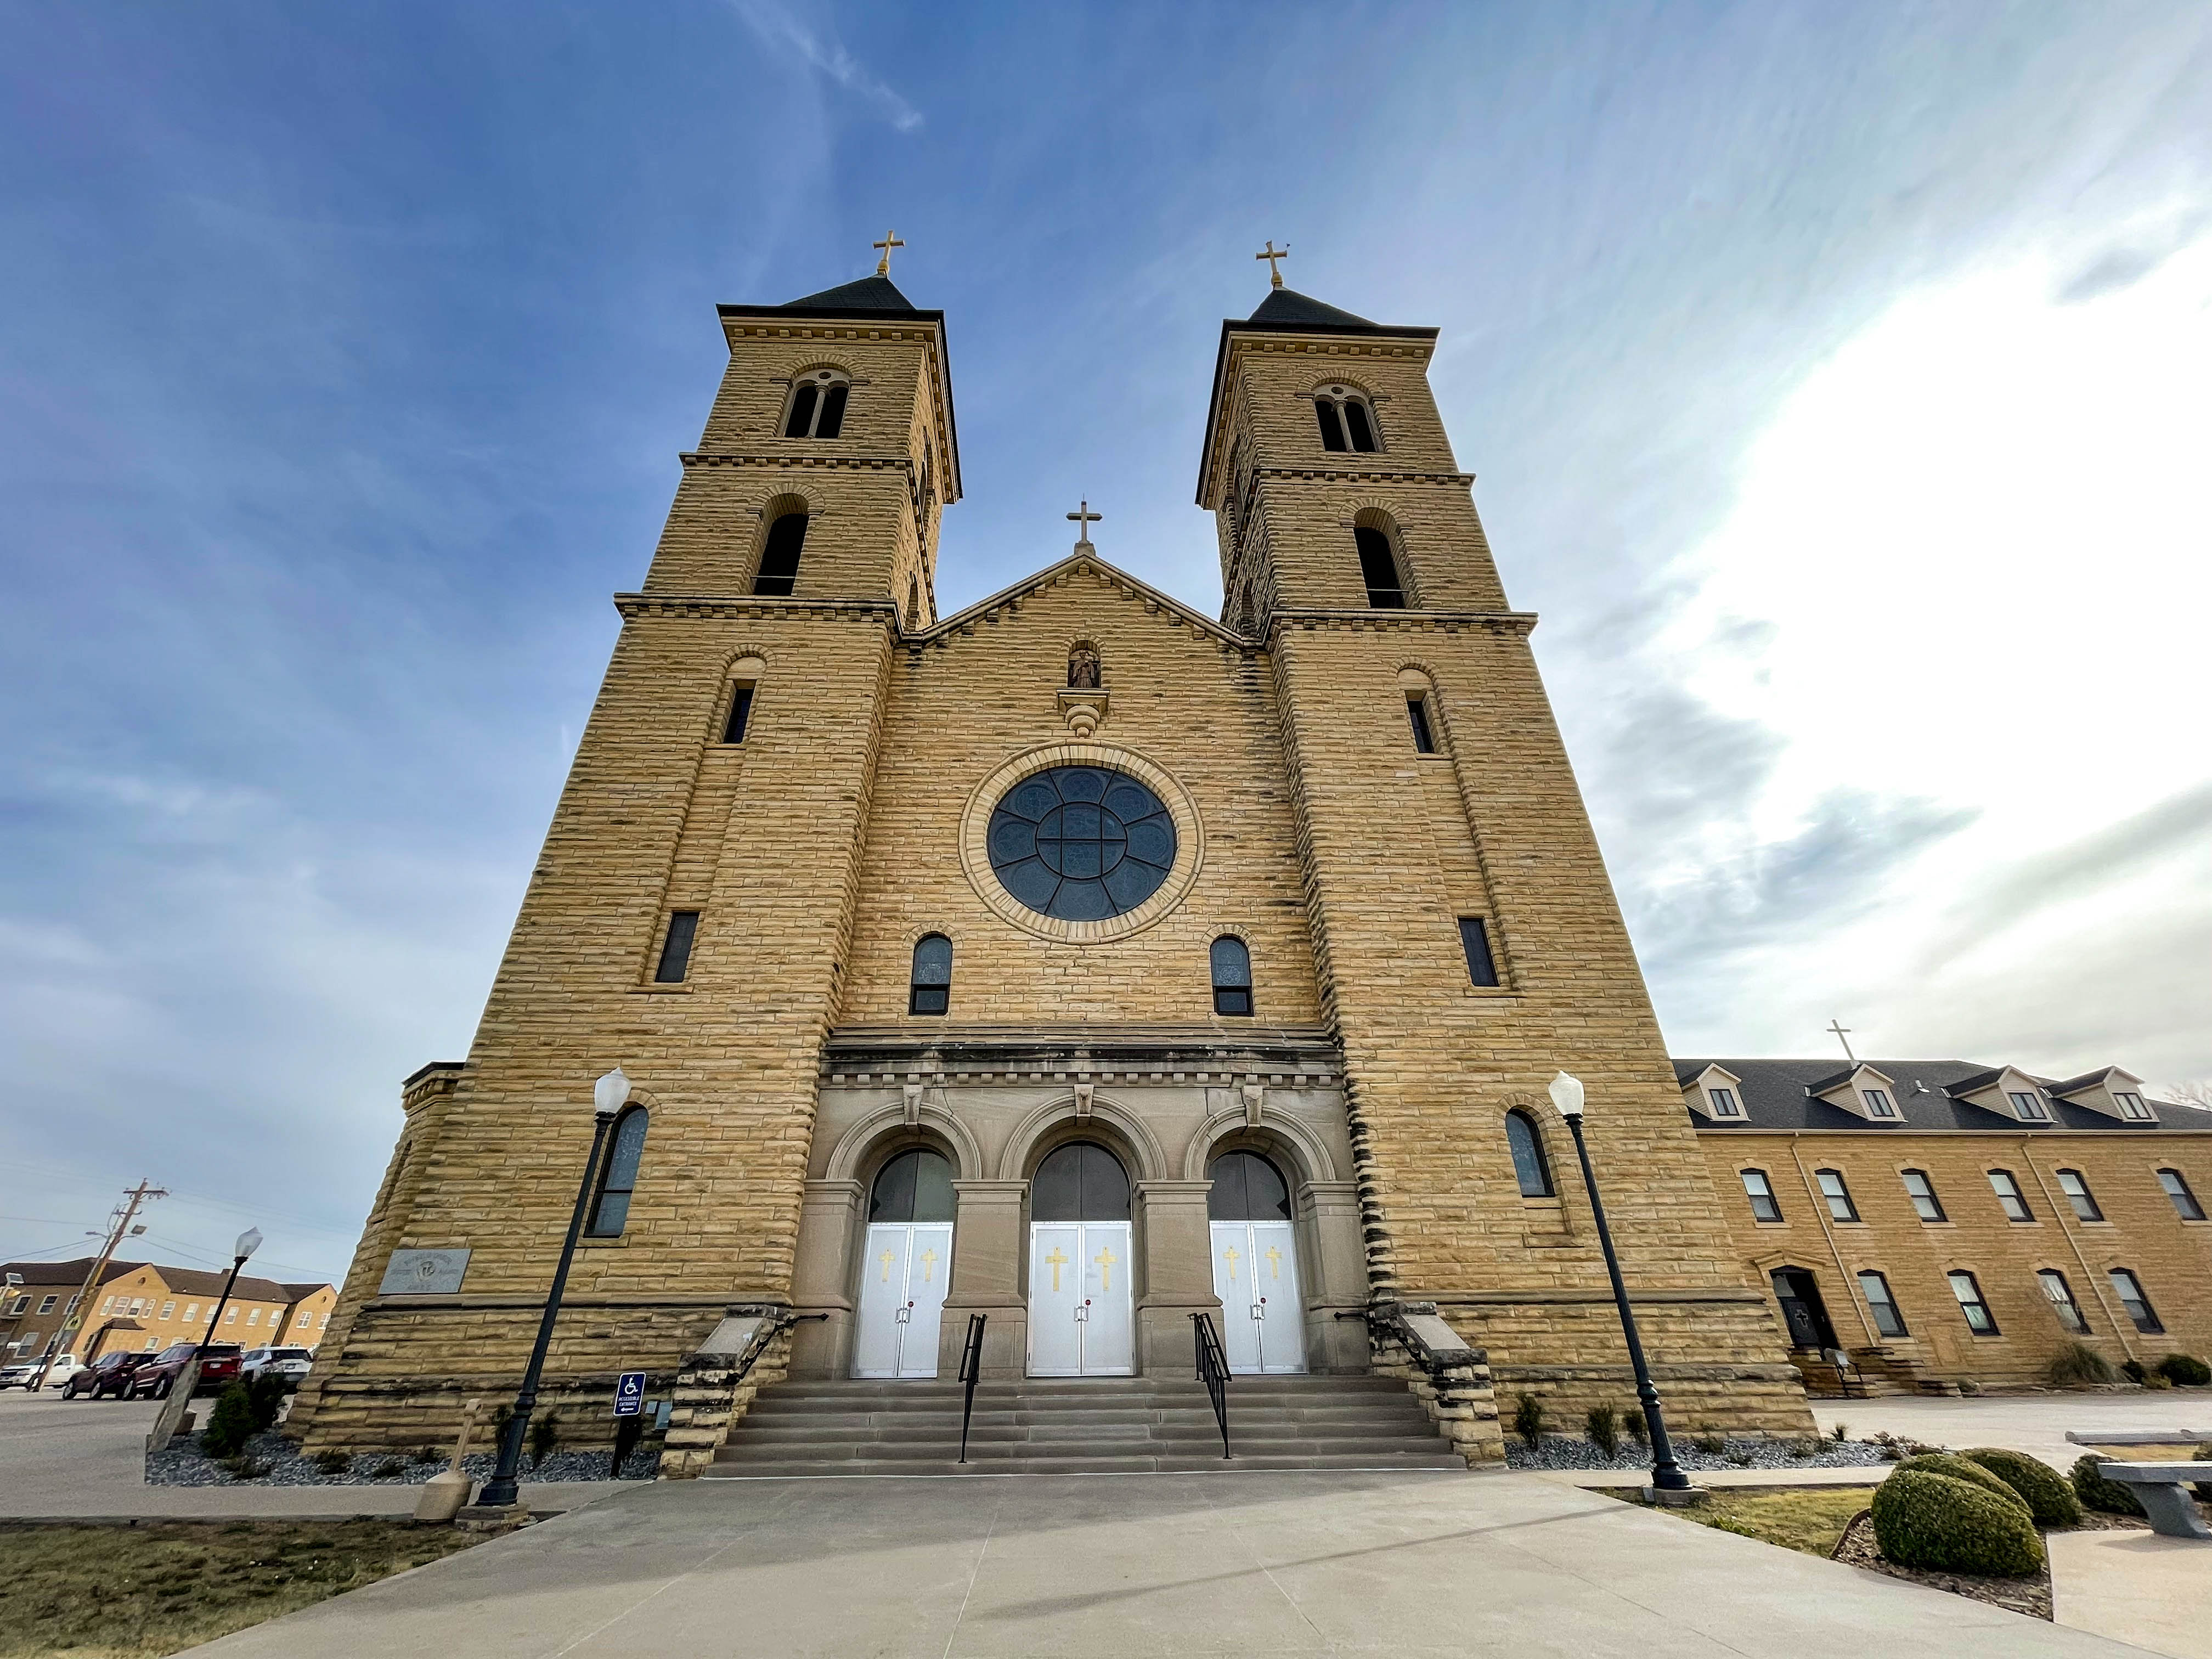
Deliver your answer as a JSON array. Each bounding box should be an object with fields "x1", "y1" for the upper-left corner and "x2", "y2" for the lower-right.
[
  {"x1": 190, "y1": 1343, "x2": 244, "y2": 1392},
  {"x1": 0, "y1": 1360, "x2": 46, "y2": 1390},
  {"x1": 131, "y1": 1342, "x2": 244, "y2": 1398},
  {"x1": 239, "y1": 1346, "x2": 314, "y2": 1390},
  {"x1": 62, "y1": 1351, "x2": 145, "y2": 1399}
]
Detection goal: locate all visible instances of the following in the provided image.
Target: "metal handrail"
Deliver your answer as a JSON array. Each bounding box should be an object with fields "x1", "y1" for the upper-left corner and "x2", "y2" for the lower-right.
[
  {"x1": 956, "y1": 1313, "x2": 988, "y2": 1464},
  {"x1": 1191, "y1": 1312, "x2": 1231, "y2": 1459}
]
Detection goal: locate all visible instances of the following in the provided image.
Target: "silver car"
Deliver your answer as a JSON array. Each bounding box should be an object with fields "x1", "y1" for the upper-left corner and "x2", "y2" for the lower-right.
[{"x1": 239, "y1": 1346, "x2": 314, "y2": 1389}]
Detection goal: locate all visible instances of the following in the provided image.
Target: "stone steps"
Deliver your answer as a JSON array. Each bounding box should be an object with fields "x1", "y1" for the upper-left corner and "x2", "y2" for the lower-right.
[{"x1": 706, "y1": 1373, "x2": 1466, "y2": 1479}]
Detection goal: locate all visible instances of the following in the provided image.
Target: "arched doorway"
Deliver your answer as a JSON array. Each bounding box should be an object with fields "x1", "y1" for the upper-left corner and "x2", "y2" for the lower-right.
[
  {"x1": 1207, "y1": 1149, "x2": 1306, "y2": 1374},
  {"x1": 1769, "y1": 1267, "x2": 1838, "y2": 1353},
  {"x1": 854, "y1": 1148, "x2": 955, "y2": 1378},
  {"x1": 1028, "y1": 1141, "x2": 1133, "y2": 1376}
]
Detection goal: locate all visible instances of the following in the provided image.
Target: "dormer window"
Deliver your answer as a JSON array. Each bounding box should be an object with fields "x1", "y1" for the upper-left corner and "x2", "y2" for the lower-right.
[
  {"x1": 1861, "y1": 1087, "x2": 1897, "y2": 1119},
  {"x1": 2113, "y1": 1091, "x2": 2153, "y2": 1121},
  {"x1": 1707, "y1": 1086, "x2": 1742, "y2": 1119},
  {"x1": 1313, "y1": 385, "x2": 1380, "y2": 453},
  {"x1": 2008, "y1": 1090, "x2": 2051, "y2": 1122},
  {"x1": 783, "y1": 368, "x2": 850, "y2": 439}
]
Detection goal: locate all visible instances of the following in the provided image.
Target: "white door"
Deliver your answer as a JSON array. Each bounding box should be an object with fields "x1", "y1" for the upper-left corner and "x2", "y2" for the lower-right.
[
  {"x1": 1209, "y1": 1219, "x2": 1306, "y2": 1374},
  {"x1": 1028, "y1": 1221, "x2": 1133, "y2": 1376},
  {"x1": 854, "y1": 1221, "x2": 953, "y2": 1379}
]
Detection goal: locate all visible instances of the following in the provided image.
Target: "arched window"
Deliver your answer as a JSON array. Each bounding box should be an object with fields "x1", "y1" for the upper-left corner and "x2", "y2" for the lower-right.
[
  {"x1": 1209, "y1": 936, "x2": 1252, "y2": 1017},
  {"x1": 587, "y1": 1107, "x2": 648, "y2": 1237},
  {"x1": 754, "y1": 510, "x2": 807, "y2": 596},
  {"x1": 1031, "y1": 1141, "x2": 1130, "y2": 1221},
  {"x1": 1355, "y1": 526, "x2": 1404, "y2": 607},
  {"x1": 909, "y1": 934, "x2": 952, "y2": 1015},
  {"x1": 1207, "y1": 1149, "x2": 1291, "y2": 1220},
  {"x1": 870, "y1": 1148, "x2": 955, "y2": 1223},
  {"x1": 783, "y1": 368, "x2": 849, "y2": 439},
  {"x1": 1505, "y1": 1110, "x2": 1553, "y2": 1198},
  {"x1": 1313, "y1": 385, "x2": 1380, "y2": 453}
]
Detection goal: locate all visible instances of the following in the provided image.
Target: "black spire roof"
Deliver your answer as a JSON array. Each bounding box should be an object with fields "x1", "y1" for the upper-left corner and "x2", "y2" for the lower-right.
[
  {"x1": 718, "y1": 272, "x2": 938, "y2": 324},
  {"x1": 1245, "y1": 286, "x2": 1378, "y2": 329}
]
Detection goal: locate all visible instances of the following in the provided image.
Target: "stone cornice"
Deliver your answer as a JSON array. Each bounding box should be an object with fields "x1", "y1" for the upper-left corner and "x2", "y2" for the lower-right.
[
  {"x1": 1258, "y1": 466, "x2": 1474, "y2": 487},
  {"x1": 822, "y1": 1023, "x2": 1343, "y2": 1084},
  {"x1": 1266, "y1": 608, "x2": 1537, "y2": 639},
  {"x1": 680, "y1": 450, "x2": 915, "y2": 473},
  {"x1": 615, "y1": 593, "x2": 901, "y2": 623}
]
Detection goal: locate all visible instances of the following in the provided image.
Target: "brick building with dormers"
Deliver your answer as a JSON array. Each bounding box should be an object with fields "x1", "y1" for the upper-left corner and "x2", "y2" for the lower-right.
[
  {"x1": 1680, "y1": 1058, "x2": 2212, "y2": 1393},
  {"x1": 1, "y1": 1259, "x2": 335, "y2": 1368},
  {"x1": 290, "y1": 264, "x2": 1821, "y2": 1461}
]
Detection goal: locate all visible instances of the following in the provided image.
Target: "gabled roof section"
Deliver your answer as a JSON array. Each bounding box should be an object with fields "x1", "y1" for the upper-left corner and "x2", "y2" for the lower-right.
[
  {"x1": 1672, "y1": 1057, "x2": 2191, "y2": 1133},
  {"x1": 911, "y1": 550, "x2": 1253, "y2": 650},
  {"x1": 2048, "y1": 1065, "x2": 2138, "y2": 1097},
  {"x1": 1197, "y1": 286, "x2": 1441, "y2": 504},
  {"x1": 1808, "y1": 1062, "x2": 1897, "y2": 1098}
]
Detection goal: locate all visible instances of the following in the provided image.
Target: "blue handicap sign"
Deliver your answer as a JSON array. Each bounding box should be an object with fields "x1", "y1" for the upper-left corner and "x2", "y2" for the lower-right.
[{"x1": 613, "y1": 1370, "x2": 646, "y2": 1417}]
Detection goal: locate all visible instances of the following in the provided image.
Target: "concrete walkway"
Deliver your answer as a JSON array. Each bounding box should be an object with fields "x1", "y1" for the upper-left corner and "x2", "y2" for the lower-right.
[
  {"x1": 1812, "y1": 1391, "x2": 2211, "y2": 1470},
  {"x1": 0, "y1": 1389, "x2": 626, "y2": 1520},
  {"x1": 2050, "y1": 1528, "x2": 2212, "y2": 1659},
  {"x1": 185, "y1": 1469, "x2": 2136, "y2": 1657}
]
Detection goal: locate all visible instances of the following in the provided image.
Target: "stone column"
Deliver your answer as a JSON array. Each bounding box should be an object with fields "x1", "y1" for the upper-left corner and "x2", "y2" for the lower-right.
[
  {"x1": 939, "y1": 1180, "x2": 1029, "y2": 1378},
  {"x1": 789, "y1": 1180, "x2": 861, "y2": 1378},
  {"x1": 1301, "y1": 1180, "x2": 1368, "y2": 1373},
  {"x1": 1133, "y1": 1180, "x2": 1221, "y2": 1375}
]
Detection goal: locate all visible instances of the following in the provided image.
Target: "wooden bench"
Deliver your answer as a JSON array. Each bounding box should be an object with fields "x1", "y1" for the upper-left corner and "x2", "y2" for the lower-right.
[{"x1": 2102, "y1": 1463, "x2": 2212, "y2": 1539}]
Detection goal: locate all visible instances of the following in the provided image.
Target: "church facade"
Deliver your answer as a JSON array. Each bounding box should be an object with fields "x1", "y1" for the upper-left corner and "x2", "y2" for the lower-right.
[{"x1": 291, "y1": 266, "x2": 1813, "y2": 1458}]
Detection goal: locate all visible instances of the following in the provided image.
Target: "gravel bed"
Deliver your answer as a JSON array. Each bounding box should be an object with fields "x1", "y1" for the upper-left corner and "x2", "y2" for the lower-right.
[
  {"x1": 1505, "y1": 1434, "x2": 1893, "y2": 1472},
  {"x1": 148, "y1": 1430, "x2": 660, "y2": 1487}
]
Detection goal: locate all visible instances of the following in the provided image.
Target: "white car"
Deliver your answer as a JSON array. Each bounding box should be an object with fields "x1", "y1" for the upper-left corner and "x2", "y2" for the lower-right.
[
  {"x1": 239, "y1": 1346, "x2": 314, "y2": 1388},
  {"x1": 0, "y1": 1355, "x2": 78, "y2": 1390}
]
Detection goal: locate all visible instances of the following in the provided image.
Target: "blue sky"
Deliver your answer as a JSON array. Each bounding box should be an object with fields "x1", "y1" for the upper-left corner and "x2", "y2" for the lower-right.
[{"x1": 4, "y1": 2, "x2": 2208, "y2": 1283}]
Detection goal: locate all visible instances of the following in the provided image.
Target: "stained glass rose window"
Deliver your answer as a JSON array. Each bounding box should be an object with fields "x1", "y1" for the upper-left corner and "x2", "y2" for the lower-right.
[{"x1": 986, "y1": 766, "x2": 1177, "y2": 922}]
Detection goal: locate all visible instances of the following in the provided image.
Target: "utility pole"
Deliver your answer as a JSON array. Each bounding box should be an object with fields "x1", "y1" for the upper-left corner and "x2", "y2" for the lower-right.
[{"x1": 33, "y1": 1181, "x2": 165, "y2": 1389}]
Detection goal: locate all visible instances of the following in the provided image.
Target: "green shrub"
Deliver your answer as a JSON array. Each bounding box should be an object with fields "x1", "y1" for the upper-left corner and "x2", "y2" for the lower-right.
[
  {"x1": 1690, "y1": 1431, "x2": 1725, "y2": 1456},
  {"x1": 1585, "y1": 1403, "x2": 1621, "y2": 1460},
  {"x1": 2155, "y1": 1353, "x2": 2211, "y2": 1387},
  {"x1": 371, "y1": 1456, "x2": 406, "y2": 1478},
  {"x1": 529, "y1": 1410, "x2": 561, "y2": 1469},
  {"x1": 200, "y1": 1384, "x2": 257, "y2": 1459},
  {"x1": 1621, "y1": 1408, "x2": 1647, "y2": 1445},
  {"x1": 1829, "y1": 1420, "x2": 1848, "y2": 1442},
  {"x1": 2120, "y1": 1358, "x2": 2148, "y2": 1384},
  {"x1": 1892, "y1": 1453, "x2": 2028, "y2": 1511},
  {"x1": 1511, "y1": 1393, "x2": 1547, "y2": 1448},
  {"x1": 611, "y1": 1412, "x2": 647, "y2": 1476},
  {"x1": 246, "y1": 1373, "x2": 290, "y2": 1432},
  {"x1": 1962, "y1": 1447, "x2": 2082, "y2": 1527},
  {"x1": 2071, "y1": 1453, "x2": 2147, "y2": 1517},
  {"x1": 311, "y1": 1448, "x2": 352, "y2": 1476},
  {"x1": 1871, "y1": 1469, "x2": 2044, "y2": 1576},
  {"x1": 2044, "y1": 1340, "x2": 2116, "y2": 1387}
]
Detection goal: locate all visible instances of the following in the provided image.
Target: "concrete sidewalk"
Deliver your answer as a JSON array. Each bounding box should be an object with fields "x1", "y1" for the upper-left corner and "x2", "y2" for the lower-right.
[
  {"x1": 1812, "y1": 1392, "x2": 2212, "y2": 1470},
  {"x1": 0, "y1": 1390, "x2": 626, "y2": 1521},
  {"x1": 185, "y1": 1469, "x2": 2134, "y2": 1657}
]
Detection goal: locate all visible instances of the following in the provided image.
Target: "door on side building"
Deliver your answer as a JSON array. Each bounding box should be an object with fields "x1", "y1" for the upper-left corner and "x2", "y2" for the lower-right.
[
  {"x1": 1768, "y1": 1267, "x2": 1837, "y2": 1352},
  {"x1": 1026, "y1": 1141, "x2": 1134, "y2": 1376},
  {"x1": 1207, "y1": 1150, "x2": 1307, "y2": 1374},
  {"x1": 853, "y1": 1149, "x2": 955, "y2": 1379}
]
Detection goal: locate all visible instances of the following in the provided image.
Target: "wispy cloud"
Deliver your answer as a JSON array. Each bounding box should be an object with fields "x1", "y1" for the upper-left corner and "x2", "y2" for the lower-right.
[{"x1": 729, "y1": 1, "x2": 923, "y2": 133}]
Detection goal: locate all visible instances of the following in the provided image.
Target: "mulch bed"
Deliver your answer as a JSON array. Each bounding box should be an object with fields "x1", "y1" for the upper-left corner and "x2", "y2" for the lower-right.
[{"x1": 1829, "y1": 1508, "x2": 2155, "y2": 1622}]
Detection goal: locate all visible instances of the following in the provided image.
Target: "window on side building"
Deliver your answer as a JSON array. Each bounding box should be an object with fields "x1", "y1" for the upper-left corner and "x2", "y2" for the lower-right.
[
  {"x1": 1857, "y1": 1271, "x2": 1908, "y2": 1338},
  {"x1": 2106, "y1": 1268, "x2": 2162, "y2": 1333},
  {"x1": 1740, "y1": 1169, "x2": 1782, "y2": 1223},
  {"x1": 1815, "y1": 1169, "x2": 1860, "y2": 1222},
  {"x1": 2036, "y1": 1268, "x2": 2090, "y2": 1333},
  {"x1": 1947, "y1": 1270, "x2": 1998, "y2": 1335},
  {"x1": 2055, "y1": 1169, "x2": 2103, "y2": 1222},
  {"x1": 1987, "y1": 1170, "x2": 2034, "y2": 1222},
  {"x1": 2157, "y1": 1169, "x2": 2205, "y2": 1221},
  {"x1": 1900, "y1": 1169, "x2": 1946, "y2": 1222}
]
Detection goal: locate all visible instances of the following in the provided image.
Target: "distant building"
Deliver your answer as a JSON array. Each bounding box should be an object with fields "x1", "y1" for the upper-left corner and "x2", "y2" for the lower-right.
[
  {"x1": 0, "y1": 1259, "x2": 336, "y2": 1367},
  {"x1": 1679, "y1": 1058, "x2": 2211, "y2": 1393}
]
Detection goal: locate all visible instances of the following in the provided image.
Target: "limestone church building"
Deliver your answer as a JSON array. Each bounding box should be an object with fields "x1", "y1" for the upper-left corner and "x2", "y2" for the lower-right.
[{"x1": 292, "y1": 262, "x2": 1814, "y2": 1461}]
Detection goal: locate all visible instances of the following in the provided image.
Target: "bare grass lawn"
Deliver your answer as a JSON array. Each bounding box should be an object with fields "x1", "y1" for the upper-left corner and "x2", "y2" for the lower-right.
[
  {"x1": 0, "y1": 1519, "x2": 478, "y2": 1657},
  {"x1": 1656, "y1": 1485, "x2": 1876, "y2": 1558}
]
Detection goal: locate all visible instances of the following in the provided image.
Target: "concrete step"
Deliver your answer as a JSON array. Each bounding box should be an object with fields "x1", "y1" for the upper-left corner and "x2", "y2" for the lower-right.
[
  {"x1": 715, "y1": 1433, "x2": 1454, "y2": 1463},
  {"x1": 703, "y1": 1449, "x2": 1469, "y2": 1479},
  {"x1": 730, "y1": 1417, "x2": 1432, "y2": 1446}
]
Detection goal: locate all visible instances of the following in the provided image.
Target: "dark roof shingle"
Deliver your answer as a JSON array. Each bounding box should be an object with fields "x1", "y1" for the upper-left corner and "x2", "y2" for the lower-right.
[{"x1": 1672, "y1": 1057, "x2": 2187, "y2": 1133}]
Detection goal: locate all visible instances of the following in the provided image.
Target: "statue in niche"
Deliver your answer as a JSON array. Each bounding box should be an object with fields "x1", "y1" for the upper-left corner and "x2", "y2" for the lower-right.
[{"x1": 1067, "y1": 643, "x2": 1101, "y2": 690}]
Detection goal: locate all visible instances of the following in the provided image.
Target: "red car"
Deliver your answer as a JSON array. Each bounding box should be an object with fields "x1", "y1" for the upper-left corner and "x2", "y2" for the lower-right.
[
  {"x1": 61, "y1": 1351, "x2": 145, "y2": 1399},
  {"x1": 132, "y1": 1342, "x2": 244, "y2": 1398}
]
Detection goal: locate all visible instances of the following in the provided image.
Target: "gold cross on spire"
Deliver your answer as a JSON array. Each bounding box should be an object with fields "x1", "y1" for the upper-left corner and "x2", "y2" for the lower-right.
[
  {"x1": 1255, "y1": 239, "x2": 1289, "y2": 288},
  {"x1": 873, "y1": 229, "x2": 906, "y2": 276},
  {"x1": 1067, "y1": 499, "x2": 1102, "y2": 544}
]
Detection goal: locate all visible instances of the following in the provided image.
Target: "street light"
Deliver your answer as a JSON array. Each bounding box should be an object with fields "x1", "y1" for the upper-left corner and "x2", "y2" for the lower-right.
[
  {"x1": 477, "y1": 1067, "x2": 627, "y2": 1511},
  {"x1": 198, "y1": 1227, "x2": 264, "y2": 1355},
  {"x1": 1549, "y1": 1070, "x2": 1695, "y2": 1497}
]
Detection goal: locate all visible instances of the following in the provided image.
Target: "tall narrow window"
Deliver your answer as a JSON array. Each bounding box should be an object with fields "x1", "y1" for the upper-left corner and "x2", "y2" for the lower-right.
[
  {"x1": 1988, "y1": 1170, "x2": 2034, "y2": 1222},
  {"x1": 2158, "y1": 1169, "x2": 2205, "y2": 1220},
  {"x1": 1861, "y1": 1087, "x2": 1897, "y2": 1118},
  {"x1": 1313, "y1": 386, "x2": 1379, "y2": 453},
  {"x1": 1505, "y1": 1110, "x2": 1553, "y2": 1198},
  {"x1": 1315, "y1": 398, "x2": 1347, "y2": 452},
  {"x1": 1741, "y1": 1169, "x2": 1782, "y2": 1223},
  {"x1": 1900, "y1": 1169, "x2": 1946, "y2": 1222},
  {"x1": 908, "y1": 934, "x2": 952, "y2": 1015},
  {"x1": 587, "y1": 1107, "x2": 648, "y2": 1237},
  {"x1": 1209, "y1": 935, "x2": 1252, "y2": 1016},
  {"x1": 2055, "y1": 1169, "x2": 2103, "y2": 1222},
  {"x1": 721, "y1": 684, "x2": 755, "y2": 744},
  {"x1": 1342, "y1": 398, "x2": 1376, "y2": 451},
  {"x1": 1948, "y1": 1270, "x2": 1997, "y2": 1334},
  {"x1": 2037, "y1": 1268, "x2": 2090, "y2": 1333},
  {"x1": 754, "y1": 512, "x2": 808, "y2": 596},
  {"x1": 1707, "y1": 1086, "x2": 1743, "y2": 1118},
  {"x1": 2008, "y1": 1089, "x2": 2051, "y2": 1122},
  {"x1": 1858, "y1": 1271, "x2": 1909, "y2": 1338},
  {"x1": 1815, "y1": 1169, "x2": 1860, "y2": 1222},
  {"x1": 2113, "y1": 1090, "x2": 2153, "y2": 1121},
  {"x1": 1355, "y1": 527, "x2": 1405, "y2": 607},
  {"x1": 1406, "y1": 695, "x2": 1437, "y2": 754},
  {"x1": 654, "y1": 911, "x2": 700, "y2": 983},
  {"x1": 2107, "y1": 1268, "x2": 2163, "y2": 1333},
  {"x1": 1457, "y1": 917, "x2": 1499, "y2": 988},
  {"x1": 783, "y1": 369, "x2": 850, "y2": 438}
]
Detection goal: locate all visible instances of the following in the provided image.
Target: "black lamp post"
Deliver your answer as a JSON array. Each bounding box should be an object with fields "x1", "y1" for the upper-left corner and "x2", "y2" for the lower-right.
[
  {"x1": 198, "y1": 1227, "x2": 264, "y2": 1353},
  {"x1": 477, "y1": 1067, "x2": 625, "y2": 1510},
  {"x1": 1549, "y1": 1070, "x2": 1694, "y2": 1495}
]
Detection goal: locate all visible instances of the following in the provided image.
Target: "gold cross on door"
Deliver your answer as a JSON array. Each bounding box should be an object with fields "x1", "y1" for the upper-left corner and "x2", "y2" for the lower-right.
[
  {"x1": 1043, "y1": 1246, "x2": 1069, "y2": 1293},
  {"x1": 1093, "y1": 1244, "x2": 1117, "y2": 1292}
]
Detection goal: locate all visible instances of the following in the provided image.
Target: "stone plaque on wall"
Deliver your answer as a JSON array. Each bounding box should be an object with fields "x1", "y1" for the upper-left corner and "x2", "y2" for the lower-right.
[{"x1": 378, "y1": 1248, "x2": 471, "y2": 1296}]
